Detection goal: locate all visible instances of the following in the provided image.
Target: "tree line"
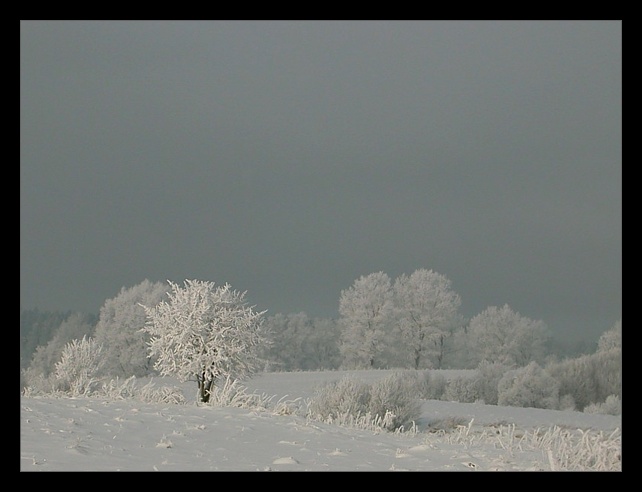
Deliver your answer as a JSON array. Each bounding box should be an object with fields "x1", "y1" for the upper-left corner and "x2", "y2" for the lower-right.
[{"x1": 20, "y1": 271, "x2": 620, "y2": 407}]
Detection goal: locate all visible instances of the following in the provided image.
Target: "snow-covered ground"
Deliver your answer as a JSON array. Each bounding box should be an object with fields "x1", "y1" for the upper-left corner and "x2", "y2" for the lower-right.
[{"x1": 20, "y1": 370, "x2": 622, "y2": 471}]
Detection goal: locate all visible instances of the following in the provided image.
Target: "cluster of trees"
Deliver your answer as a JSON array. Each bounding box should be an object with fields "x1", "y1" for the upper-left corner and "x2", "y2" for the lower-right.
[
  {"x1": 336, "y1": 270, "x2": 549, "y2": 370},
  {"x1": 20, "y1": 271, "x2": 620, "y2": 408},
  {"x1": 336, "y1": 269, "x2": 553, "y2": 370},
  {"x1": 21, "y1": 309, "x2": 82, "y2": 370},
  {"x1": 21, "y1": 311, "x2": 97, "y2": 388},
  {"x1": 22, "y1": 279, "x2": 268, "y2": 403},
  {"x1": 440, "y1": 320, "x2": 622, "y2": 412},
  {"x1": 261, "y1": 269, "x2": 552, "y2": 372}
]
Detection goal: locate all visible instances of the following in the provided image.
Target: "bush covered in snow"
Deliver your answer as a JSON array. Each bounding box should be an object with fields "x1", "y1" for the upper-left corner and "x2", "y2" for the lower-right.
[
  {"x1": 443, "y1": 375, "x2": 480, "y2": 403},
  {"x1": 53, "y1": 336, "x2": 106, "y2": 396},
  {"x1": 497, "y1": 362, "x2": 560, "y2": 409},
  {"x1": 306, "y1": 371, "x2": 421, "y2": 432},
  {"x1": 545, "y1": 346, "x2": 622, "y2": 412},
  {"x1": 475, "y1": 361, "x2": 511, "y2": 405},
  {"x1": 584, "y1": 394, "x2": 622, "y2": 416}
]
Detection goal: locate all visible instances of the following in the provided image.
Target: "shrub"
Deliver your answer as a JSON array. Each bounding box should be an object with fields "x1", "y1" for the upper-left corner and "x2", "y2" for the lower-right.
[
  {"x1": 546, "y1": 347, "x2": 622, "y2": 411},
  {"x1": 98, "y1": 376, "x2": 140, "y2": 400},
  {"x1": 54, "y1": 336, "x2": 106, "y2": 397},
  {"x1": 584, "y1": 394, "x2": 621, "y2": 416},
  {"x1": 134, "y1": 380, "x2": 186, "y2": 404},
  {"x1": 97, "y1": 376, "x2": 186, "y2": 404},
  {"x1": 205, "y1": 376, "x2": 272, "y2": 410},
  {"x1": 476, "y1": 361, "x2": 511, "y2": 405},
  {"x1": 415, "y1": 370, "x2": 447, "y2": 400},
  {"x1": 559, "y1": 394, "x2": 577, "y2": 411},
  {"x1": 307, "y1": 375, "x2": 371, "y2": 419},
  {"x1": 21, "y1": 367, "x2": 58, "y2": 395},
  {"x1": 497, "y1": 362, "x2": 560, "y2": 409},
  {"x1": 306, "y1": 373, "x2": 422, "y2": 432},
  {"x1": 443, "y1": 376, "x2": 480, "y2": 403},
  {"x1": 368, "y1": 372, "x2": 422, "y2": 430}
]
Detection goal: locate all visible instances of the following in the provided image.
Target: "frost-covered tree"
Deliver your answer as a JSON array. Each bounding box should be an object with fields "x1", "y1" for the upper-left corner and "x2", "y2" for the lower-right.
[
  {"x1": 466, "y1": 304, "x2": 550, "y2": 367},
  {"x1": 141, "y1": 279, "x2": 267, "y2": 403},
  {"x1": 261, "y1": 312, "x2": 308, "y2": 371},
  {"x1": 597, "y1": 319, "x2": 622, "y2": 353},
  {"x1": 93, "y1": 279, "x2": 169, "y2": 378},
  {"x1": 546, "y1": 320, "x2": 622, "y2": 411},
  {"x1": 392, "y1": 269, "x2": 464, "y2": 369},
  {"x1": 22, "y1": 312, "x2": 96, "y2": 389},
  {"x1": 497, "y1": 361, "x2": 560, "y2": 409},
  {"x1": 54, "y1": 336, "x2": 106, "y2": 396},
  {"x1": 475, "y1": 360, "x2": 511, "y2": 405},
  {"x1": 20, "y1": 308, "x2": 70, "y2": 370},
  {"x1": 261, "y1": 313, "x2": 341, "y2": 371},
  {"x1": 338, "y1": 272, "x2": 393, "y2": 369},
  {"x1": 305, "y1": 317, "x2": 341, "y2": 370}
]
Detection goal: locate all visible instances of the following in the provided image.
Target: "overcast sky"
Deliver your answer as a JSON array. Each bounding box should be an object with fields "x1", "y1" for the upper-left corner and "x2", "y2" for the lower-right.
[{"x1": 20, "y1": 20, "x2": 621, "y2": 343}]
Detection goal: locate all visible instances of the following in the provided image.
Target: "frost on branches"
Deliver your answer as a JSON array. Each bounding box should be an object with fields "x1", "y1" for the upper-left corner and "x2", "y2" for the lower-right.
[
  {"x1": 140, "y1": 279, "x2": 267, "y2": 403},
  {"x1": 54, "y1": 335, "x2": 105, "y2": 396}
]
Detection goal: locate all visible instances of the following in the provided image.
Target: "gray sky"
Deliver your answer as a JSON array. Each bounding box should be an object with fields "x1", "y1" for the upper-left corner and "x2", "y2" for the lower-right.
[{"x1": 20, "y1": 20, "x2": 621, "y2": 343}]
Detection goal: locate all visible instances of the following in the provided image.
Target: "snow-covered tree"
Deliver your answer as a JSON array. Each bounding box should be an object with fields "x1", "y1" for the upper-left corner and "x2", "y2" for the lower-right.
[
  {"x1": 141, "y1": 279, "x2": 267, "y2": 403},
  {"x1": 392, "y1": 269, "x2": 464, "y2": 369},
  {"x1": 546, "y1": 346, "x2": 622, "y2": 412},
  {"x1": 497, "y1": 361, "x2": 560, "y2": 410},
  {"x1": 547, "y1": 319, "x2": 622, "y2": 411},
  {"x1": 54, "y1": 336, "x2": 105, "y2": 396},
  {"x1": 22, "y1": 312, "x2": 96, "y2": 388},
  {"x1": 261, "y1": 313, "x2": 341, "y2": 371},
  {"x1": 94, "y1": 279, "x2": 169, "y2": 378},
  {"x1": 20, "y1": 308, "x2": 70, "y2": 370},
  {"x1": 597, "y1": 319, "x2": 622, "y2": 353},
  {"x1": 305, "y1": 317, "x2": 342, "y2": 370},
  {"x1": 261, "y1": 312, "x2": 308, "y2": 371},
  {"x1": 338, "y1": 272, "x2": 393, "y2": 369},
  {"x1": 466, "y1": 304, "x2": 551, "y2": 367}
]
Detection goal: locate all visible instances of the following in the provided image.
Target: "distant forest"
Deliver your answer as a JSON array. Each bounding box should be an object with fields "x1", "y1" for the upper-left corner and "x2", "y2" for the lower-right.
[{"x1": 20, "y1": 304, "x2": 597, "y2": 374}]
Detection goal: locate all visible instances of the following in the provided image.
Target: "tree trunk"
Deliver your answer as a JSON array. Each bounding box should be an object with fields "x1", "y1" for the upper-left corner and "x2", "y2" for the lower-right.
[
  {"x1": 198, "y1": 373, "x2": 214, "y2": 403},
  {"x1": 436, "y1": 334, "x2": 444, "y2": 369}
]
